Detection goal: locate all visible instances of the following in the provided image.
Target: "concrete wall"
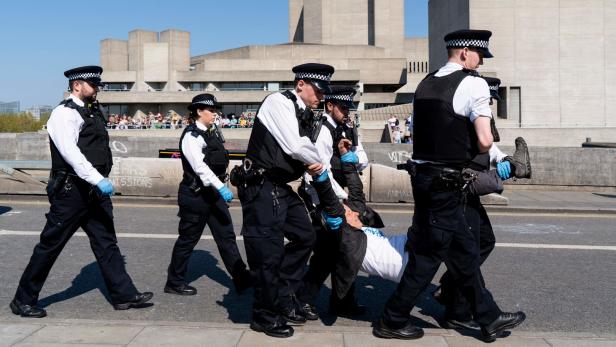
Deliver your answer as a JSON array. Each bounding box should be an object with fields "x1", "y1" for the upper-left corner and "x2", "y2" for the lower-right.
[
  {"x1": 428, "y1": 0, "x2": 469, "y2": 71},
  {"x1": 100, "y1": 39, "x2": 128, "y2": 72},
  {"x1": 301, "y1": 0, "x2": 369, "y2": 46},
  {"x1": 374, "y1": 0, "x2": 405, "y2": 57},
  {"x1": 289, "y1": 0, "x2": 304, "y2": 42}
]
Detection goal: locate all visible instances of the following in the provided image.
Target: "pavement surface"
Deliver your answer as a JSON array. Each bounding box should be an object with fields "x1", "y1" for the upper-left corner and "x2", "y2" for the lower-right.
[{"x1": 0, "y1": 189, "x2": 615, "y2": 346}]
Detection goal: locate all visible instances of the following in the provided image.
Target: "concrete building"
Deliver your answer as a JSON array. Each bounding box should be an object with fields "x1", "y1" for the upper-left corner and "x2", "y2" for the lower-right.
[
  {"x1": 97, "y1": 0, "x2": 428, "y2": 118},
  {"x1": 0, "y1": 101, "x2": 20, "y2": 114},
  {"x1": 429, "y1": 0, "x2": 616, "y2": 131}
]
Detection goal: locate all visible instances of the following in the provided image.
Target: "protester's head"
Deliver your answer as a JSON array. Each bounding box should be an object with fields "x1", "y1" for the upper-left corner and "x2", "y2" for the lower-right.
[
  {"x1": 445, "y1": 29, "x2": 493, "y2": 70},
  {"x1": 292, "y1": 63, "x2": 334, "y2": 109},
  {"x1": 188, "y1": 93, "x2": 221, "y2": 127},
  {"x1": 324, "y1": 86, "x2": 356, "y2": 124},
  {"x1": 344, "y1": 205, "x2": 364, "y2": 229}
]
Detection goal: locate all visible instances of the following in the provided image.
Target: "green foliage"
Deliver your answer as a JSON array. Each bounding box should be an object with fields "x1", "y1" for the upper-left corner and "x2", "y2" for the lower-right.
[{"x1": 0, "y1": 112, "x2": 47, "y2": 133}]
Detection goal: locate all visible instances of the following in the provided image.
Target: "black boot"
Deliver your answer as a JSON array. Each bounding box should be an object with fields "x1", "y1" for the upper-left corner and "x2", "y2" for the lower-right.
[
  {"x1": 504, "y1": 137, "x2": 531, "y2": 179},
  {"x1": 10, "y1": 299, "x2": 47, "y2": 318},
  {"x1": 481, "y1": 311, "x2": 526, "y2": 342}
]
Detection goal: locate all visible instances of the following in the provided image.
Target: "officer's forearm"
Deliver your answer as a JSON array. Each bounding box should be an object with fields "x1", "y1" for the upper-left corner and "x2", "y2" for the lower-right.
[{"x1": 311, "y1": 179, "x2": 345, "y2": 217}]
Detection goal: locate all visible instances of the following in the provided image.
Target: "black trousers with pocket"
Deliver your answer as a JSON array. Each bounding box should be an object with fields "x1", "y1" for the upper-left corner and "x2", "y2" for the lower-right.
[
  {"x1": 14, "y1": 176, "x2": 138, "y2": 306},
  {"x1": 239, "y1": 180, "x2": 315, "y2": 327},
  {"x1": 167, "y1": 183, "x2": 247, "y2": 287}
]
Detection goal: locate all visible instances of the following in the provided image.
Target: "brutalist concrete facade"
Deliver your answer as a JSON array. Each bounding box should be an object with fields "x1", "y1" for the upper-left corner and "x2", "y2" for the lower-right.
[
  {"x1": 97, "y1": 0, "x2": 425, "y2": 118},
  {"x1": 429, "y1": 0, "x2": 616, "y2": 131}
]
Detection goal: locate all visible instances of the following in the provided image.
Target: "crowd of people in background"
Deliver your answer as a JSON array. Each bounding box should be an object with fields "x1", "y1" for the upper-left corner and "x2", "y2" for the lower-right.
[
  {"x1": 106, "y1": 111, "x2": 257, "y2": 130},
  {"x1": 387, "y1": 114, "x2": 413, "y2": 144}
]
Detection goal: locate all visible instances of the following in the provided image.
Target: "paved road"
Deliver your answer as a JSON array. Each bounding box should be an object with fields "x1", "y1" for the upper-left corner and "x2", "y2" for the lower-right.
[{"x1": 1, "y1": 198, "x2": 615, "y2": 335}]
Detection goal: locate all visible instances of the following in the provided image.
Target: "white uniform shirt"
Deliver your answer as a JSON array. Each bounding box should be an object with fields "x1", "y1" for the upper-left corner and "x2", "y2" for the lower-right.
[
  {"x1": 256, "y1": 90, "x2": 323, "y2": 169},
  {"x1": 323, "y1": 113, "x2": 369, "y2": 171},
  {"x1": 360, "y1": 227, "x2": 409, "y2": 283},
  {"x1": 434, "y1": 62, "x2": 492, "y2": 122},
  {"x1": 489, "y1": 144, "x2": 507, "y2": 164},
  {"x1": 46, "y1": 94, "x2": 105, "y2": 186},
  {"x1": 181, "y1": 121, "x2": 225, "y2": 190}
]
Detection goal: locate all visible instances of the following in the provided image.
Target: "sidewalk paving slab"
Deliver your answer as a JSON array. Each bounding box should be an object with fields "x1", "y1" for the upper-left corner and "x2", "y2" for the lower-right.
[
  {"x1": 445, "y1": 336, "x2": 550, "y2": 347},
  {"x1": 127, "y1": 326, "x2": 242, "y2": 347},
  {"x1": 544, "y1": 338, "x2": 616, "y2": 347},
  {"x1": 344, "y1": 333, "x2": 449, "y2": 347},
  {"x1": 237, "y1": 330, "x2": 343, "y2": 347},
  {"x1": 0, "y1": 324, "x2": 43, "y2": 347},
  {"x1": 17, "y1": 324, "x2": 143, "y2": 345}
]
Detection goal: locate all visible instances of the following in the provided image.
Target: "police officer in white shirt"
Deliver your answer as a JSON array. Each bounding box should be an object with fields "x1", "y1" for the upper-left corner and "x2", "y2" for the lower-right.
[
  {"x1": 237, "y1": 63, "x2": 343, "y2": 338},
  {"x1": 375, "y1": 30, "x2": 525, "y2": 343},
  {"x1": 297, "y1": 87, "x2": 370, "y2": 319},
  {"x1": 164, "y1": 94, "x2": 251, "y2": 296},
  {"x1": 10, "y1": 66, "x2": 152, "y2": 318}
]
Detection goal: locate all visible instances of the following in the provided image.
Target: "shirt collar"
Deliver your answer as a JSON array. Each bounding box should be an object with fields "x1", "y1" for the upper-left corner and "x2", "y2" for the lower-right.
[
  {"x1": 195, "y1": 120, "x2": 209, "y2": 131},
  {"x1": 290, "y1": 89, "x2": 307, "y2": 110},
  {"x1": 68, "y1": 94, "x2": 85, "y2": 107},
  {"x1": 323, "y1": 111, "x2": 337, "y2": 127}
]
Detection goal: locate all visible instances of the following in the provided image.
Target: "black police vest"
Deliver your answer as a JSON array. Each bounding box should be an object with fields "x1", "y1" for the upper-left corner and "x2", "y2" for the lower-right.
[
  {"x1": 411, "y1": 69, "x2": 481, "y2": 166},
  {"x1": 50, "y1": 99, "x2": 113, "y2": 176},
  {"x1": 245, "y1": 91, "x2": 314, "y2": 184},
  {"x1": 179, "y1": 123, "x2": 229, "y2": 182}
]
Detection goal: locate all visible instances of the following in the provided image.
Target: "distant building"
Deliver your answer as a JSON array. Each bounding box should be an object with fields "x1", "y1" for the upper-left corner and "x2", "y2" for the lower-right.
[
  {"x1": 97, "y1": 0, "x2": 428, "y2": 118},
  {"x1": 0, "y1": 101, "x2": 20, "y2": 114},
  {"x1": 24, "y1": 105, "x2": 53, "y2": 120}
]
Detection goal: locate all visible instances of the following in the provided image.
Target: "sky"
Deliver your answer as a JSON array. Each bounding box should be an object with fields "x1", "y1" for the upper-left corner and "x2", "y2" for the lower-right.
[{"x1": 0, "y1": 0, "x2": 428, "y2": 109}]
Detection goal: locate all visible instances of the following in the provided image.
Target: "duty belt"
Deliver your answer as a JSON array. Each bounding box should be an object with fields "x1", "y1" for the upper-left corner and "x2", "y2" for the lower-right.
[{"x1": 415, "y1": 164, "x2": 464, "y2": 192}]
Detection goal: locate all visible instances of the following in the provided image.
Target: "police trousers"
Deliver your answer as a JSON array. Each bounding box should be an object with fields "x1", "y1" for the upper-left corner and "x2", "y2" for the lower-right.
[
  {"x1": 167, "y1": 183, "x2": 247, "y2": 287},
  {"x1": 438, "y1": 194, "x2": 496, "y2": 321},
  {"x1": 239, "y1": 180, "x2": 315, "y2": 326},
  {"x1": 381, "y1": 171, "x2": 501, "y2": 328},
  {"x1": 14, "y1": 175, "x2": 138, "y2": 305}
]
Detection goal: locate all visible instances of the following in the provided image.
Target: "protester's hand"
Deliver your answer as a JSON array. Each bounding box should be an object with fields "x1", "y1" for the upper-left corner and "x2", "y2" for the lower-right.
[
  {"x1": 306, "y1": 162, "x2": 323, "y2": 176},
  {"x1": 337, "y1": 139, "x2": 352, "y2": 155},
  {"x1": 322, "y1": 212, "x2": 343, "y2": 230},
  {"x1": 312, "y1": 169, "x2": 329, "y2": 183},
  {"x1": 497, "y1": 161, "x2": 511, "y2": 180},
  {"x1": 96, "y1": 178, "x2": 114, "y2": 197},
  {"x1": 340, "y1": 151, "x2": 359, "y2": 164},
  {"x1": 217, "y1": 186, "x2": 234, "y2": 202}
]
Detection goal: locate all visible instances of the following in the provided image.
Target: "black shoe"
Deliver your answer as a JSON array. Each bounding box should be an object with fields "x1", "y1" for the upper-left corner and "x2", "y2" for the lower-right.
[
  {"x1": 113, "y1": 292, "x2": 154, "y2": 310},
  {"x1": 280, "y1": 306, "x2": 307, "y2": 325},
  {"x1": 505, "y1": 137, "x2": 531, "y2": 179},
  {"x1": 10, "y1": 299, "x2": 46, "y2": 318},
  {"x1": 232, "y1": 270, "x2": 253, "y2": 294},
  {"x1": 297, "y1": 301, "x2": 319, "y2": 321},
  {"x1": 442, "y1": 318, "x2": 480, "y2": 331},
  {"x1": 250, "y1": 320, "x2": 294, "y2": 338},
  {"x1": 329, "y1": 300, "x2": 367, "y2": 317},
  {"x1": 372, "y1": 319, "x2": 424, "y2": 340},
  {"x1": 164, "y1": 284, "x2": 197, "y2": 296},
  {"x1": 481, "y1": 311, "x2": 526, "y2": 343}
]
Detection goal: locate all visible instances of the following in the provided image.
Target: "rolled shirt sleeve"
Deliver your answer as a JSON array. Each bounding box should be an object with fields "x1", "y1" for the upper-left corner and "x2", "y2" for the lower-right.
[
  {"x1": 467, "y1": 76, "x2": 493, "y2": 123},
  {"x1": 46, "y1": 105, "x2": 105, "y2": 186},
  {"x1": 181, "y1": 133, "x2": 225, "y2": 190},
  {"x1": 257, "y1": 93, "x2": 322, "y2": 166},
  {"x1": 353, "y1": 138, "x2": 369, "y2": 172}
]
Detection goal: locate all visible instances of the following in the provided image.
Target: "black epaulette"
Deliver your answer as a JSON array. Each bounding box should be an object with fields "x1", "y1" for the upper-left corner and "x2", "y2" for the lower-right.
[{"x1": 462, "y1": 68, "x2": 480, "y2": 77}]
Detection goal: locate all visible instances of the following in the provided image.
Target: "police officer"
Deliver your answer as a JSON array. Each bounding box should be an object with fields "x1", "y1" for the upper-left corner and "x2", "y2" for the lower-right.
[
  {"x1": 10, "y1": 66, "x2": 152, "y2": 317},
  {"x1": 165, "y1": 94, "x2": 251, "y2": 296},
  {"x1": 237, "y1": 63, "x2": 340, "y2": 338},
  {"x1": 297, "y1": 87, "x2": 370, "y2": 318},
  {"x1": 373, "y1": 30, "x2": 525, "y2": 343},
  {"x1": 436, "y1": 77, "x2": 531, "y2": 331}
]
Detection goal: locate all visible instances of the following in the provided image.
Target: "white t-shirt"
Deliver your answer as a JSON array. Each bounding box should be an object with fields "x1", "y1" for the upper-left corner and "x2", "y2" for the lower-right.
[{"x1": 360, "y1": 227, "x2": 409, "y2": 283}]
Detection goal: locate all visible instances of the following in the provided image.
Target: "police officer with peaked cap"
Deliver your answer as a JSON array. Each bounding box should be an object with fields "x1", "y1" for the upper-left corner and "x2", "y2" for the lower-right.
[
  {"x1": 373, "y1": 30, "x2": 525, "y2": 342},
  {"x1": 10, "y1": 66, "x2": 153, "y2": 317},
  {"x1": 237, "y1": 63, "x2": 341, "y2": 338},
  {"x1": 297, "y1": 86, "x2": 371, "y2": 318},
  {"x1": 164, "y1": 94, "x2": 251, "y2": 296}
]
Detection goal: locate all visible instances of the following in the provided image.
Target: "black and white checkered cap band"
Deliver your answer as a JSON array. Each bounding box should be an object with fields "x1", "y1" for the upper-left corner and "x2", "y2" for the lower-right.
[
  {"x1": 446, "y1": 39, "x2": 489, "y2": 49},
  {"x1": 66, "y1": 72, "x2": 101, "y2": 80},
  {"x1": 324, "y1": 94, "x2": 354, "y2": 102},
  {"x1": 294, "y1": 72, "x2": 332, "y2": 82},
  {"x1": 193, "y1": 100, "x2": 215, "y2": 106}
]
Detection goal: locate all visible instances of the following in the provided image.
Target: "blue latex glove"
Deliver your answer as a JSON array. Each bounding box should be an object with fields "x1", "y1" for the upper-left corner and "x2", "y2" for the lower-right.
[
  {"x1": 497, "y1": 161, "x2": 511, "y2": 180},
  {"x1": 322, "y1": 212, "x2": 343, "y2": 230},
  {"x1": 340, "y1": 151, "x2": 359, "y2": 164},
  {"x1": 218, "y1": 186, "x2": 234, "y2": 202},
  {"x1": 96, "y1": 178, "x2": 114, "y2": 197},
  {"x1": 312, "y1": 169, "x2": 329, "y2": 183}
]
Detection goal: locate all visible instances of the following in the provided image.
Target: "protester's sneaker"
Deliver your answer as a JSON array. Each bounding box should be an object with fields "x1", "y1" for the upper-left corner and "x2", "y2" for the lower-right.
[{"x1": 505, "y1": 137, "x2": 531, "y2": 179}]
